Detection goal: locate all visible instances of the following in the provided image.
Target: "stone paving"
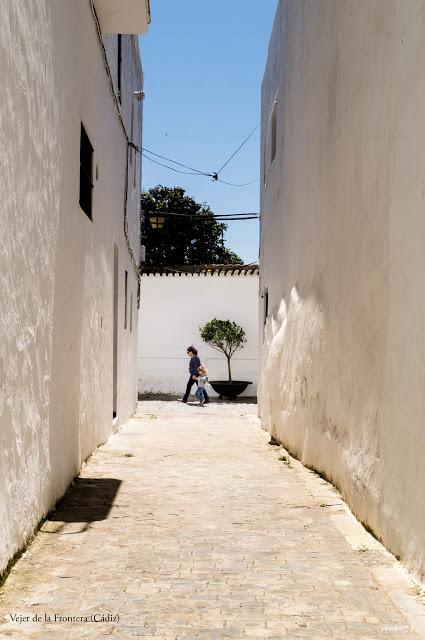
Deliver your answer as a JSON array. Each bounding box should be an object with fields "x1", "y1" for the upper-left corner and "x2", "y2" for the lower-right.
[{"x1": 1, "y1": 397, "x2": 425, "y2": 639}]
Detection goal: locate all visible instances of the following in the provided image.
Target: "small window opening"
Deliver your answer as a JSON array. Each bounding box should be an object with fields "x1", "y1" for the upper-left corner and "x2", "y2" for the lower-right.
[
  {"x1": 124, "y1": 271, "x2": 128, "y2": 329},
  {"x1": 263, "y1": 288, "x2": 269, "y2": 327},
  {"x1": 271, "y1": 103, "x2": 277, "y2": 163},
  {"x1": 79, "y1": 124, "x2": 93, "y2": 220}
]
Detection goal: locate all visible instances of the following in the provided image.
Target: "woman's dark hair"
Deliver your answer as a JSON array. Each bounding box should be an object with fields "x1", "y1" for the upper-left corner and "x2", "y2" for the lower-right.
[{"x1": 187, "y1": 345, "x2": 198, "y2": 355}]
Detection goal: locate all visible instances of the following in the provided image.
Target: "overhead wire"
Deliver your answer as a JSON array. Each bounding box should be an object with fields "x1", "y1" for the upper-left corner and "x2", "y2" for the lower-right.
[
  {"x1": 216, "y1": 177, "x2": 259, "y2": 187},
  {"x1": 141, "y1": 146, "x2": 214, "y2": 177},
  {"x1": 89, "y1": 0, "x2": 259, "y2": 280},
  {"x1": 215, "y1": 122, "x2": 260, "y2": 175},
  {"x1": 144, "y1": 210, "x2": 259, "y2": 217},
  {"x1": 138, "y1": 122, "x2": 261, "y2": 187},
  {"x1": 143, "y1": 210, "x2": 260, "y2": 221},
  {"x1": 89, "y1": 0, "x2": 140, "y2": 280},
  {"x1": 142, "y1": 152, "x2": 203, "y2": 176}
]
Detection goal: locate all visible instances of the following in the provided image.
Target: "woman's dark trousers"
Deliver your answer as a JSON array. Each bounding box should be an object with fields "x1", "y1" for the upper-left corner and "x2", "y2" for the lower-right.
[{"x1": 182, "y1": 377, "x2": 209, "y2": 402}]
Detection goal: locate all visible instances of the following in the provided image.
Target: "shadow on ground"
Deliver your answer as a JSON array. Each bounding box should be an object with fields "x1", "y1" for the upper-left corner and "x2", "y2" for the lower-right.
[
  {"x1": 50, "y1": 478, "x2": 122, "y2": 523},
  {"x1": 138, "y1": 393, "x2": 257, "y2": 404}
]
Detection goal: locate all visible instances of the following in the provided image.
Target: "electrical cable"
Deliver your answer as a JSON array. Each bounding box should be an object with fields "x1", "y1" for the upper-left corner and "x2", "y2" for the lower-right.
[
  {"x1": 139, "y1": 122, "x2": 261, "y2": 187},
  {"x1": 142, "y1": 152, "x2": 204, "y2": 176},
  {"x1": 141, "y1": 147, "x2": 214, "y2": 177},
  {"x1": 89, "y1": 0, "x2": 140, "y2": 280},
  {"x1": 145, "y1": 210, "x2": 260, "y2": 218},
  {"x1": 145, "y1": 216, "x2": 259, "y2": 221},
  {"x1": 90, "y1": 0, "x2": 258, "y2": 276},
  {"x1": 215, "y1": 122, "x2": 260, "y2": 175},
  {"x1": 212, "y1": 216, "x2": 259, "y2": 219},
  {"x1": 90, "y1": 0, "x2": 129, "y2": 145},
  {"x1": 141, "y1": 143, "x2": 259, "y2": 186},
  {"x1": 143, "y1": 210, "x2": 260, "y2": 220},
  {"x1": 216, "y1": 177, "x2": 260, "y2": 187}
]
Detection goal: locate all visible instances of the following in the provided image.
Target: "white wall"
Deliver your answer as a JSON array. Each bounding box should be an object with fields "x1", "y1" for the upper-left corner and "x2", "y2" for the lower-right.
[
  {"x1": 138, "y1": 272, "x2": 259, "y2": 396},
  {"x1": 0, "y1": 0, "x2": 143, "y2": 576},
  {"x1": 260, "y1": 0, "x2": 425, "y2": 580}
]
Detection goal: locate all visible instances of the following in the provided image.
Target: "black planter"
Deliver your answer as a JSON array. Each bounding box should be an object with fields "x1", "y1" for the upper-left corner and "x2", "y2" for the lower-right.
[{"x1": 209, "y1": 381, "x2": 252, "y2": 400}]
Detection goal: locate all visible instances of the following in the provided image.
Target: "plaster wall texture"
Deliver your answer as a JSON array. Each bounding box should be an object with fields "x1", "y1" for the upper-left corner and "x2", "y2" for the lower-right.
[
  {"x1": 260, "y1": 0, "x2": 425, "y2": 581},
  {"x1": 0, "y1": 0, "x2": 143, "y2": 575},
  {"x1": 138, "y1": 273, "x2": 259, "y2": 396}
]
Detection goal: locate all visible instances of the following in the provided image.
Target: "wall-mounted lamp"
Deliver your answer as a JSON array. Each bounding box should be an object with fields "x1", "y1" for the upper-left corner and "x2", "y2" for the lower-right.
[
  {"x1": 133, "y1": 90, "x2": 145, "y2": 101},
  {"x1": 148, "y1": 214, "x2": 165, "y2": 229}
]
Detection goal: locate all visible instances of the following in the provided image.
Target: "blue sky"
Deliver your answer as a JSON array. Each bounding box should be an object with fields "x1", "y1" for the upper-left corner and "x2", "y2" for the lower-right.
[{"x1": 139, "y1": 0, "x2": 277, "y2": 263}]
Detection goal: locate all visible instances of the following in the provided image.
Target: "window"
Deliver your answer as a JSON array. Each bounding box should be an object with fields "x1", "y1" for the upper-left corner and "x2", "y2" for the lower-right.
[
  {"x1": 263, "y1": 288, "x2": 269, "y2": 327},
  {"x1": 130, "y1": 292, "x2": 133, "y2": 333},
  {"x1": 79, "y1": 124, "x2": 93, "y2": 220},
  {"x1": 124, "y1": 270, "x2": 128, "y2": 329},
  {"x1": 117, "y1": 35, "x2": 122, "y2": 102},
  {"x1": 270, "y1": 103, "x2": 277, "y2": 163}
]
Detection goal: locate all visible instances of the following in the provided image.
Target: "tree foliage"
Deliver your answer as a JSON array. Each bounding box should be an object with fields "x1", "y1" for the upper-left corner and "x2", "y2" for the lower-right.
[
  {"x1": 141, "y1": 186, "x2": 242, "y2": 267},
  {"x1": 199, "y1": 319, "x2": 247, "y2": 382}
]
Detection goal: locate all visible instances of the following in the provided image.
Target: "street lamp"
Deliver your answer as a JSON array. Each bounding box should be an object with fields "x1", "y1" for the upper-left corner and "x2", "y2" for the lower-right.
[{"x1": 148, "y1": 214, "x2": 165, "y2": 229}]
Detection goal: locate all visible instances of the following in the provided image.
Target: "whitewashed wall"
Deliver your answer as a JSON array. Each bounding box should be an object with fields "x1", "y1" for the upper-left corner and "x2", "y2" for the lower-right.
[
  {"x1": 0, "y1": 1, "x2": 144, "y2": 576},
  {"x1": 260, "y1": 0, "x2": 425, "y2": 581},
  {"x1": 138, "y1": 272, "x2": 259, "y2": 396}
]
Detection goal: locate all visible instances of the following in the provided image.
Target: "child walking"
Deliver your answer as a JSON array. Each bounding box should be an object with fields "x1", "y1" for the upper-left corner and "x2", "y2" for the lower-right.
[{"x1": 195, "y1": 366, "x2": 208, "y2": 406}]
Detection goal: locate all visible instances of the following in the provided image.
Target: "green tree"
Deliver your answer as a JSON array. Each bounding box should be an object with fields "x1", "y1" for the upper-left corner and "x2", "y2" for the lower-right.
[
  {"x1": 141, "y1": 186, "x2": 242, "y2": 267},
  {"x1": 199, "y1": 319, "x2": 247, "y2": 382}
]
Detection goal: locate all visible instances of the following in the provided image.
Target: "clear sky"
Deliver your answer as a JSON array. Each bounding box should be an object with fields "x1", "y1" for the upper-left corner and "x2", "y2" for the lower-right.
[{"x1": 139, "y1": 0, "x2": 277, "y2": 264}]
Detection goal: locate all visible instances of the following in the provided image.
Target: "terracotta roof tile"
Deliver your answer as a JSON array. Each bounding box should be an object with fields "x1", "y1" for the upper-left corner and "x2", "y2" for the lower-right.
[{"x1": 141, "y1": 264, "x2": 259, "y2": 276}]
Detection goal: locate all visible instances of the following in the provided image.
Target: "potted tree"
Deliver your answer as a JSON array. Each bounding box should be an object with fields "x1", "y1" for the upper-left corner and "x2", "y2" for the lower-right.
[{"x1": 199, "y1": 318, "x2": 252, "y2": 399}]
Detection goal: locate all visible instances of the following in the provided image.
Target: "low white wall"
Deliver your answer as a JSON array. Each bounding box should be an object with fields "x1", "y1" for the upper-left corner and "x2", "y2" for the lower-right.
[{"x1": 138, "y1": 272, "x2": 259, "y2": 397}]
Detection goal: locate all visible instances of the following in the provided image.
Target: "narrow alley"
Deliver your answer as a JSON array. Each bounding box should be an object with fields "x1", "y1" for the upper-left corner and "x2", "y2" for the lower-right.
[{"x1": 0, "y1": 399, "x2": 424, "y2": 639}]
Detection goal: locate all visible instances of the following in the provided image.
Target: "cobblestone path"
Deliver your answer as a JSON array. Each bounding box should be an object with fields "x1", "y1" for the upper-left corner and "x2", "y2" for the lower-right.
[{"x1": 1, "y1": 398, "x2": 425, "y2": 639}]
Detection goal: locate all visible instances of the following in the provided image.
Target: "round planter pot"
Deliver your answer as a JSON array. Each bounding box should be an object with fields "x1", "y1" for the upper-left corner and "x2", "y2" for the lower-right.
[{"x1": 209, "y1": 381, "x2": 252, "y2": 400}]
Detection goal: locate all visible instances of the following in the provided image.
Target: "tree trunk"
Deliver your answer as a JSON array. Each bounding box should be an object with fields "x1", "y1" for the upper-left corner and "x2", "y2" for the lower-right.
[{"x1": 227, "y1": 356, "x2": 232, "y2": 382}]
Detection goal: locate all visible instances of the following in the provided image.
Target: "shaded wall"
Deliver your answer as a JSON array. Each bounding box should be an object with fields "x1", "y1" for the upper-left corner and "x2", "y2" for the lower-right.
[{"x1": 260, "y1": 0, "x2": 425, "y2": 579}]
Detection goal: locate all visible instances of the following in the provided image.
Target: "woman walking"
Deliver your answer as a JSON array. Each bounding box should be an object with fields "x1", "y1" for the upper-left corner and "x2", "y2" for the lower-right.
[{"x1": 180, "y1": 346, "x2": 209, "y2": 403}]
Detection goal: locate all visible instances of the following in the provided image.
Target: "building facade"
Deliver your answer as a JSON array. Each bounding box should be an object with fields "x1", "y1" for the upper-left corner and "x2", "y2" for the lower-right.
[
  {"x1": 138, "y1": 266, "x2": 259, "y2": 397},
  {"x1": 260, "y1": 0, "x2": 425, "y2": 580},
  {"x1": 0, "y1": 0, "x2": 149, "y2": 576}
]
